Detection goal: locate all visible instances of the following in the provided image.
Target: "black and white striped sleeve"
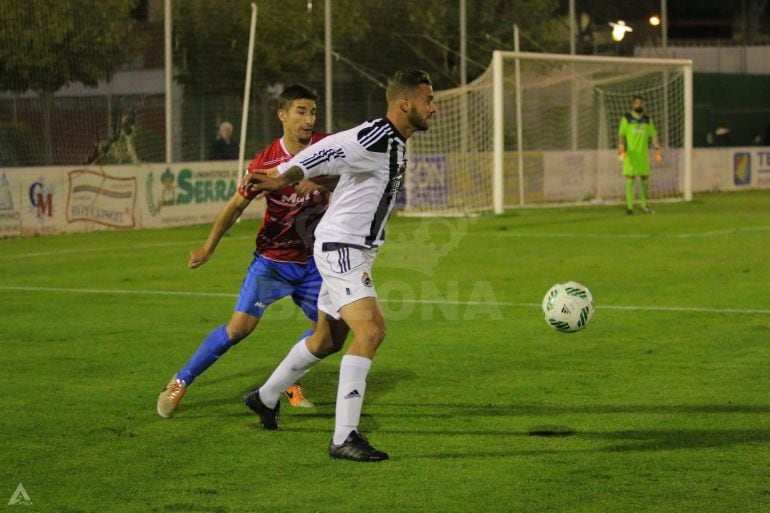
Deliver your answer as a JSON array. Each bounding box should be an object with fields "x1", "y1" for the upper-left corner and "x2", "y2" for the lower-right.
[{"x1": 276, "y1": 136, "x2": 346, "y2": 178}]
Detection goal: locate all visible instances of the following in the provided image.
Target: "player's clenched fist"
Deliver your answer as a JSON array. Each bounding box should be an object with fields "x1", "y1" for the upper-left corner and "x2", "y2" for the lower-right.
[
  {"x1": 188, "y1": 246, "x2": 212, "y2": 269},
  {"x1": 245, "y1": 170, "x2": 270, "y2": 185}
]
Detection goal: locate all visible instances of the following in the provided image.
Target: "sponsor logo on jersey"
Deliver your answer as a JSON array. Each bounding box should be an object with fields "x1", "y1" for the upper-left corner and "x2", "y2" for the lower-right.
[{"x1": 279, "y1": 191, "x2": 317, "y2": 204}]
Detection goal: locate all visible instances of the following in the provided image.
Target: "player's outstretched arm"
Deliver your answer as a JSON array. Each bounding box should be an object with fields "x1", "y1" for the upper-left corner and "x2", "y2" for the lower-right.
[
  {"x1": 246, "y1": 166, "x2": 305, "y2": 192},
  {"x1": 189, "y1": 191, "x2": 251, "y2": 269}
]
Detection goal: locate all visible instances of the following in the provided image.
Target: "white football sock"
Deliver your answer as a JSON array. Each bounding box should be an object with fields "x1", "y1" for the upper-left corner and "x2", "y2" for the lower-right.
[
  {"x1": 258, "y1": 338, "x2": 320, "y2": 408},
  {"x1": 332, "y1": 355, "x2": 372, "y2": 445}
]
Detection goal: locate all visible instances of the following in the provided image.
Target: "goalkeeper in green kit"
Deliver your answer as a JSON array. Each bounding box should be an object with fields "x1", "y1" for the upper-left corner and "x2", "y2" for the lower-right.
[{"x1": 617, "y1": 95, "x2": 662, "y2": 215}]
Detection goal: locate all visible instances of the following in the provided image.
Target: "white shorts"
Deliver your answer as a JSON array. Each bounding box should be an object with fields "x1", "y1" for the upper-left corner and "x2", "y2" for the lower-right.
[{"x1": 314, "y1": 242, "x2": 378, "y2": 320}]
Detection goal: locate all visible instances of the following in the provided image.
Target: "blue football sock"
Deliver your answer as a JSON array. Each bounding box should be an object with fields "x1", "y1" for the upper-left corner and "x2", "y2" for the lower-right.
[{"x1": 177, "y1": 325, "x2": 233, "y2": 385}]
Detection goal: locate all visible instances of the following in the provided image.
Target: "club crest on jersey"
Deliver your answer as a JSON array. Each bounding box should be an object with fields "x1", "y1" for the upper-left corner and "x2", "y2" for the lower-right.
[{"x1": 361, "y1": 272, "x2": 373, "y2": 287}]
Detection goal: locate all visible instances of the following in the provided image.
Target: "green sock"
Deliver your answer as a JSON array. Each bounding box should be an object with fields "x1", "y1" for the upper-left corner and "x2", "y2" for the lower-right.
[
  {"x1": 625, "y1": 178, "x2": 635, "y2": 210},
  {"x1": 640, "y1": 179, "x2": 649, "y2": 209}
]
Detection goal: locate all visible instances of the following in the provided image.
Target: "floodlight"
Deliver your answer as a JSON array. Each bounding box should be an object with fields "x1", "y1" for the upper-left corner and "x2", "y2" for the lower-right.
[{"x1": 609, "y1": 20, "x2": 633, "y2": 42}]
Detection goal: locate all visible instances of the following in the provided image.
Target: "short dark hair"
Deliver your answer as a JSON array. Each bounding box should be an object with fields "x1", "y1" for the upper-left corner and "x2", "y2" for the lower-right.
[
  {"x1": 386, "y1": 69, "x2": 432, "y2": 102},
  {"x1": 279, "y1": 84, "x2": 319, "y2": 110}
]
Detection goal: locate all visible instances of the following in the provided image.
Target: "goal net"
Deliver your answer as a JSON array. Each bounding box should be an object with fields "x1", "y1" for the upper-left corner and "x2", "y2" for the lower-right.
[{"x1": 405, "y1": 51, "x2": 692, "y2": 214}]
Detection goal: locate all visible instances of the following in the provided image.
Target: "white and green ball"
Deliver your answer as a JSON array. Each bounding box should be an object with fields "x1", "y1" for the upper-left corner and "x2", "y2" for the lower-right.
[{"x1": 542, "y1": 281, "x2": 595, "y2": 333}]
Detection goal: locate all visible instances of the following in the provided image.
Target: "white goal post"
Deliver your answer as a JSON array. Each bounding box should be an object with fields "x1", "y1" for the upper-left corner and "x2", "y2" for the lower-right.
[{"x1": 405, "y1": 51, "x2": 693, "y2": 214}]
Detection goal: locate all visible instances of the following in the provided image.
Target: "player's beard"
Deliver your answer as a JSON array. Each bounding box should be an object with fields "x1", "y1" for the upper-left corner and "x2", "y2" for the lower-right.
[
  {"x1": 634, "y1": 107, "x2": 644, "y2": 114},
  {"x1": 408, "y1": 106, "x2": 430, "y2": 132}
]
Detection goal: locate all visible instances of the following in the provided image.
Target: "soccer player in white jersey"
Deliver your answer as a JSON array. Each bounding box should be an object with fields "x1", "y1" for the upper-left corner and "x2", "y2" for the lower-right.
[{"x1": 242, "y1": 69, "x2": 436, "y2": 462}]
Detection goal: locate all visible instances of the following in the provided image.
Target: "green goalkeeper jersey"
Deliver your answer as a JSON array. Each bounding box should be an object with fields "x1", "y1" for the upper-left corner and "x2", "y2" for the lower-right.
[{"x1": 618, "y1": 112, "x2": 657, "y2": 176}]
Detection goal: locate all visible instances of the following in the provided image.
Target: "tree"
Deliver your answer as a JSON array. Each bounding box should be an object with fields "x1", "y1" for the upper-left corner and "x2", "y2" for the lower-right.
[
  {"x1": 173, "y1": 0, "x2": 370, "y2": 152},
  {"x1": 0, "y1": 0, "x2": 138, "y2": 162},
  {"x1": 172, "y1": 1, "x2": 566, "y2": 143},
  {"x1": 174, "y1": 0, "x2": 368, "y2": 96},
  {"x1": 174, "y1": 0, "x2": 562, "y2": 102},
  {"x1": 333, "y1": 0, "x2": 560, "y2": 90}
]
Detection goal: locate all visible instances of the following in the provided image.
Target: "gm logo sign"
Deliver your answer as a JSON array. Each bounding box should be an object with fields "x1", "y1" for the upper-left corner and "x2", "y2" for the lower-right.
[
  {"x1": 29, "y1": 180, "x2": 54, "y2": 217},
  {"x1": 733, "y1": 152, "x2": 751, "y2": 186}
]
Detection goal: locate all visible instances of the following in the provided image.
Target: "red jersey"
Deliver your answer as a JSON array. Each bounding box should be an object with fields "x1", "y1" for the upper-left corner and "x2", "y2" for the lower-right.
[{"x1": 239, "y1": 133, "x2": 330, "y2": 263}]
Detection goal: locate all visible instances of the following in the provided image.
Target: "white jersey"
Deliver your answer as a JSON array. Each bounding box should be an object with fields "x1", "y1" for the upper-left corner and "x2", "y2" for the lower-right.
[{"x1": 276, "y1": 117, "x2": 406, "y2": 249}]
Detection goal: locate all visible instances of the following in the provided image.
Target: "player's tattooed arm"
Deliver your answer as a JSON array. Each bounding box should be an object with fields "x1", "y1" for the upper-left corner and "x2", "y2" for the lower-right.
[{"x1": 281, "y1": 166, "x2": 305, "y2": 185}]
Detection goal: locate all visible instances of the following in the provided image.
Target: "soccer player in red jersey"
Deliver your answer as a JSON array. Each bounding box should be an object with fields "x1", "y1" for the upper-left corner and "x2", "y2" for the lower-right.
[{"x1": 157, "y1": 84, "x2": 335, "y2": 418}]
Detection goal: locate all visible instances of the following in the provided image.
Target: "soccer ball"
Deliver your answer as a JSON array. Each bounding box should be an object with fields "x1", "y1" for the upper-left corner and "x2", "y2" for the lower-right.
[{"x1": 541, "y1": 281, "x2": 595, "y2": 333}]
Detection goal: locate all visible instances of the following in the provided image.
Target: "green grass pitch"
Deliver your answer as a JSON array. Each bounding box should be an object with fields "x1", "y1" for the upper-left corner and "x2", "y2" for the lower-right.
[{"x1": 1, "y1": 190, "x2": 769, "y2": 512}]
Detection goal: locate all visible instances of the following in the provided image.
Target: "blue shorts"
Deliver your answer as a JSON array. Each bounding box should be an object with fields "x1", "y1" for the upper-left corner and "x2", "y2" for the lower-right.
[{"x1": 234, "y1": 254, "x2": 322, "y2": 321}]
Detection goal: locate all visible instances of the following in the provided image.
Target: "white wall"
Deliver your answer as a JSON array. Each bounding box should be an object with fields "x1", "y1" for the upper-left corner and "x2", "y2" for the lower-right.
[
  {"x1": 692, "y1": 147, "x2": 770, "y2": 190},
  {"x1": 538, "y1": 147, "x2": 770, "y2": 203},
  {"x1": 2, "y1": 147, "x2": 769, "y2": 237},
  {"x1": 0, "y1": 162, "x2": 264, "y2": 238}
]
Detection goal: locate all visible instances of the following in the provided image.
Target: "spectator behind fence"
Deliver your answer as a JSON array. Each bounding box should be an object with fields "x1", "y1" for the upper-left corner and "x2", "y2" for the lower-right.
[
  {"x1": 210, "y1": 121, "x2": 239, "y2": 160},
  {"x1": 713, "y1": 123, "x2": 734, "y2": 146}
]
